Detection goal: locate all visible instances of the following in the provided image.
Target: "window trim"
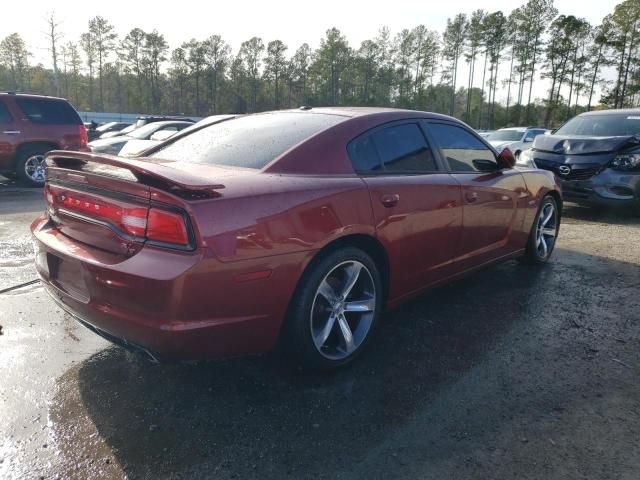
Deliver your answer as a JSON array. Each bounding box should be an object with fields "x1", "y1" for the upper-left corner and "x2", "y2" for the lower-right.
[
  {"x1": 347, "y1": 119, "x2": 445, "y2": 176},
  {"x1": 422, "y1": 120, "x2": 502, "y2": 174},
  {"x1": 0, "y1": 100, "x2": 14, "y2": 124}
]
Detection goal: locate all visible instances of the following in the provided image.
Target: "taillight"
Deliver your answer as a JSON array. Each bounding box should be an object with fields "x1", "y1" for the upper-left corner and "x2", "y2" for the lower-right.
[
  {"x1": 45, "y1": 185, "x2": 191, "y2": 248},
  {"x1": 146, "y1": 208, "x2": 189, "y2": 246},
  {"x1": 79, "y1": 125, "x2": 88, "y2": 146}
]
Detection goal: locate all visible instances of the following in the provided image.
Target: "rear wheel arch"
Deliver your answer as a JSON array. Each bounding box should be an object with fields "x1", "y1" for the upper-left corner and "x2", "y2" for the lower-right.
[
  {"x1": 15, "y1": 141, "x2": 60, "y2": 162},
  {"x1": 307, "y1": 234, "x2": 390, "y2": 302},
  {"x1": 15, "y1": 142, "x2": 59, "y2": 186}
]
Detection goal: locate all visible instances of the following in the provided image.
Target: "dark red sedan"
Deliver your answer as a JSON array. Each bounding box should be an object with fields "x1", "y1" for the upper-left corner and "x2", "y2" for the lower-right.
[{"x1": 32, "y1": 108, "x2": 562, "y2": 369}]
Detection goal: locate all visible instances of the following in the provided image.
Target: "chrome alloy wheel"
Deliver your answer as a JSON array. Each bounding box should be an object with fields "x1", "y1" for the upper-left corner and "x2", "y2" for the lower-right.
[
  {"x1": 24, "y1": 154, "x2": 46, "y2": 183},
  {"x1": 310, "y1": 260, "x2": 376, "y2": 360},
  {"x1": 535, "y1": 201, "x2": 558, "y2": 259}
]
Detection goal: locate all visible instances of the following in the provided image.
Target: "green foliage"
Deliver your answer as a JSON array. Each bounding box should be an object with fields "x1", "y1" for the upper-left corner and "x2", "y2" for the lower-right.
[{"x1": 0, "y1": 0, "x2": 637, "y2": 130}]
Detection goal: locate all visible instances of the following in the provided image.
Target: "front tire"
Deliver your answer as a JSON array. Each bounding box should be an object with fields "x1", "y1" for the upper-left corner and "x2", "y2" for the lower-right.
[
  {"x1": 284, "y1": 247, "x2": 383, "y2": 370},
  {"x1": 16, "y1": 147, "x2": 48, "y2": 187},
  {"x1": 522, "y1": 195, "x2": 560, "y2": 264}
]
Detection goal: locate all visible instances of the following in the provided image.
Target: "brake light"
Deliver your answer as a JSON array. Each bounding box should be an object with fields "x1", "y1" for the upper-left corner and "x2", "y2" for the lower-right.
[
  {"x1": 79, "y1": 125, "x2": 88, "y2": 146},
  {"x1": 146, "y1": 208, "x2": 189, "y2": 246},
  {"x1": 45, "y1": 185, "x2": 191, "y2": 247}
]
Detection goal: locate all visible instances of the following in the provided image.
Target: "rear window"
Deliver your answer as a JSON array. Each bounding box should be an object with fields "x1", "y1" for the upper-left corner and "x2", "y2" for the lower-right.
[
  {"x1": 15, "y1": 98, "x2": 81, "y2": 125},
  {"x1": 150, "y1": 112, "x2": 345, "y2": 169}
]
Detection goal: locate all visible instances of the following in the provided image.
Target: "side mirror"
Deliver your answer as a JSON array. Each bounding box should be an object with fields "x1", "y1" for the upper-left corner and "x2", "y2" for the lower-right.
[
  {"x1": 497, "y1": 148, "x2": 516, "y2": 169},
  {"x1": 524, "y1": 136, "x2": 534, "y2": 143}
]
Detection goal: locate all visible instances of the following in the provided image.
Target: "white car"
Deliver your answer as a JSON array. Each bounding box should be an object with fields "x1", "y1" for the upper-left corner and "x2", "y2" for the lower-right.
[
  {"x1": 486, "y1": 127, "x2": 550, "y2": 159},
  {"x1": 119, "y1": 114, "x2": 237, "y2": 157}
]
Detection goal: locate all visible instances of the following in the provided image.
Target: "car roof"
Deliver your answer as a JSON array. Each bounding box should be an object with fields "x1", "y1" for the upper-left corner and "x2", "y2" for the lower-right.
[
  {"x1": 276, "y1": 106, "x2": 457, "y2": 121},
  {"x1": 579, "y1": 108, "x2": 640, "y2": 117},
  {"x1": 0, "y1": 92, "x2": 69, "y2": 101}
]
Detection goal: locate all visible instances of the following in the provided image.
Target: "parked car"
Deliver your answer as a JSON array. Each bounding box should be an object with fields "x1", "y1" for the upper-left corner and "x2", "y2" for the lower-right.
[
  {"x1": 88, "y1": 120, "x2": 193, "y2": 155},
  {"x1": 119, "y1": 114, "x2": 236, "y2": 157},
  {"x1": 98, "y1": 116, "x2": 194, "y2": 139},
  {"x1": 0, "y1": 92, "x2": 88, "y2": 186},
  {"x1": 520, "y1": 109, "x2": 640, "y2": 216},
  {"x1": 476, "y1": 130, "x2": 495, "y2": 138},
  {"x1": 88, "y1": 121, "x2": 131, "y2": 141},
  {"x1": 33, "y1": 108, "x2": 561, "y2": 369},
  {"x1": 486, "y1": 127, "x2": 549, "y2": 159}
]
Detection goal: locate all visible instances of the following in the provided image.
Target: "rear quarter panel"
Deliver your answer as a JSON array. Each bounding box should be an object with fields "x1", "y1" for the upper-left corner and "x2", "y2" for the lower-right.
[{"x1": 189, "y1": 173, "x2": 374, "y2": 262}]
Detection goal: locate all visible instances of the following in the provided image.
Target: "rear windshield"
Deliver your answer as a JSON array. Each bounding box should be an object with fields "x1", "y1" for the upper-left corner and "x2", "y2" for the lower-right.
[
  {"x1": 15, "y1": 98, "x2": 81, "y2": 125},
  {"x1": 150, "y1": 112, "x2": 345, "y2": 169},
  {"x1": 556, "y1": 114, "x2": 640, "y2": 136}
]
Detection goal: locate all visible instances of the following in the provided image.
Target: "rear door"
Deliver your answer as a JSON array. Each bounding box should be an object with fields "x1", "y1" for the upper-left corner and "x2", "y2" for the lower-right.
[
  {"x1": 424, "y1": 121, "x2": 528, "y2": 264},
  {"x1": 348, "y1": 120, "x2": 463, "y2": 300},
  {"x1": 0, "y1": 99, "x2": 19, "y2": 169}
]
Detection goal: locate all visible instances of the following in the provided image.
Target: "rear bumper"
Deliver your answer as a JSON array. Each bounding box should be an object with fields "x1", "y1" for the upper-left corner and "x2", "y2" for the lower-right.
[
  {"x1": 31, "y1": 216, "x2": 309, "y2": 360},
  {"x1": 560, "y1": 169, "x2": 640, "y2": 208}
]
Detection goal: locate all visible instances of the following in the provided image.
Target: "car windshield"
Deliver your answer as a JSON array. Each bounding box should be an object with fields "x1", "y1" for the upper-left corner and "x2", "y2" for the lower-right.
[
  {"x1": 487, "y1": 130, "x2": 524, "y2": 142},
  {"x1": 128, "y1": 123, "x2": 167, "y2": 140},
  {"x1": 96, "y1": 122, "x2": 117, "y2": 132},
  {"x1": 119, "y1": 124, "x2": 137, "y2": 134},
  {"x1": 150, "y1": 112, "x2": 345, "y2": 169},
  {"x1": 556, "y1": 114, "x2": 640, "y2": 136}
]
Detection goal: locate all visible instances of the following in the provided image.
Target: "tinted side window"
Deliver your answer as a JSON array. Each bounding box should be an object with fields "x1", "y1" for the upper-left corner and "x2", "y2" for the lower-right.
[
  {"x1": 15, "y1": 98, "x2": 81, "y2": 125},
  {"x1": 0, "y1": 101, "x2": 13, "y2": 123},
  {"x1": 428, "y1": 123, "x2": 498, "y2": 173},
  {"x1": 373, "y1": 123, "x2": 436, "y2": 172},
  {"x1": 348, "y1": 135, "x2": 382, "y2": 172},
  {"x1": 348, "y1": 123, "x2": 437, "y2": 174}
]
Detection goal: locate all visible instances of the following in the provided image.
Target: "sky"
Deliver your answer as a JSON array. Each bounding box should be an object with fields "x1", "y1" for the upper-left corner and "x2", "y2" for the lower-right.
[{"x1": 2, "y1": 0, "x2": 615, "y2": 104}]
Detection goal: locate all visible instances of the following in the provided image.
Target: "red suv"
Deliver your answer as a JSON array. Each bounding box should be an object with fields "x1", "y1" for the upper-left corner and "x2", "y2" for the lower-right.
[{"x1": 0, "y1": 92, "x2": 88, "y2": 186}]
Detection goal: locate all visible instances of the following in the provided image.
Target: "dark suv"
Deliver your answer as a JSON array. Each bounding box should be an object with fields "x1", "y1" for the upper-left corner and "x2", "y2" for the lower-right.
[{"x1": 0, "y1": 92, "x2": 88, "y2": 186}]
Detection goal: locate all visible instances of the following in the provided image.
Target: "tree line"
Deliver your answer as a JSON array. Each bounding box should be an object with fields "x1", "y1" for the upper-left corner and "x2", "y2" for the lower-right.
[{"x1": 0, "y1": 0, "x2": 638, "y2": 129}]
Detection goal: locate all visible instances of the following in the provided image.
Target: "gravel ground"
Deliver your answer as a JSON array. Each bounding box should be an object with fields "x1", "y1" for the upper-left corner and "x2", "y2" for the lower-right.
[{"x1": 0, "y1": 181, "x2": 639, "y2": 480}]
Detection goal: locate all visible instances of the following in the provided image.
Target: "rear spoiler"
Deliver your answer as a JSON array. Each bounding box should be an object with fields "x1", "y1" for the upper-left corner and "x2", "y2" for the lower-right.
[{"x1": 45, "y1": 150, "x2": 225, "y2": 195}]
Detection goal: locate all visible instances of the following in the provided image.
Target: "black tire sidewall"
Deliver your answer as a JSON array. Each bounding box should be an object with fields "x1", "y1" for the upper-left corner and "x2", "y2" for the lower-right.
[{"x1": 284, "y1": 247, "x2": 383, "y2": 370}]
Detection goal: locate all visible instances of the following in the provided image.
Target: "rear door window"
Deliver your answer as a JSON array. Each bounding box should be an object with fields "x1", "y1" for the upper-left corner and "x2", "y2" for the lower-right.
[
  {"x1": 15, "y1": 98, "x2": 81, "y2": 125},
  {"x1": 348, "y1": 122, "x2": 437, "y2": 174},
  {"x1": 0, "y1": 101, "x2": 13, "y2": 123}
]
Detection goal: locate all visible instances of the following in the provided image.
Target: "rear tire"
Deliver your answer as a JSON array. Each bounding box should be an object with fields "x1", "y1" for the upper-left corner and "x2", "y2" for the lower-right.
[
  {"x1": 521, "y1": 195, "x2": 560, "y2": 265},
  {"x1": 632, "y1": 201, "x2": 640, "y2": 218},
  {"x1": 16, "y1": 146, "x2": 49, "y2": 187},
  {"x1": 283, "y1": 247, "x2": 383, "y2": 370}
]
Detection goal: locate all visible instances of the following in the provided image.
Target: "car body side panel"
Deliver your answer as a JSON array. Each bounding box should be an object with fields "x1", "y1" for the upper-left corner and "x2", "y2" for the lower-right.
[
  {"x1": 190, "y1": 174, "x2": 375, "y2": 262},
  {"x1": 449, "y1": 169, "x2": 530, "y2": 266},
  {"x1": 362, "y1": 174, "x2": 464, "y2": 300}
]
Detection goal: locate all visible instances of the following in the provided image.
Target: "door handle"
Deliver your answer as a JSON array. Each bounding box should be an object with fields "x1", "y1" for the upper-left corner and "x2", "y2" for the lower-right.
[
  {"x1": 2, "y1": 130, "x2": 21, "y2": 134},
  {"x1": 380, "y1": 194, "x2": 400, "y2": 208},
  {"x1": 466, "y1": 191, "x2": 479, "y2": 203}
]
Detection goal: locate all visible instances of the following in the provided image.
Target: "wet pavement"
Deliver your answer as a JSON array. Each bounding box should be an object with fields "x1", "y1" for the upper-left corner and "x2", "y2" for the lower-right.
[{"x1": 1, "y1": 180, "x2": 639, "y2": 479}]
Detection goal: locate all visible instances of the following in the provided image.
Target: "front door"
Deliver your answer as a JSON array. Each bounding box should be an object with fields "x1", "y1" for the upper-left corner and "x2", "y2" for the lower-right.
[
  {"x1": 0, "y1": 100, "x2": 19, "y2": 170},
  {"x1": 348, "y1": 120, "x2": 463, "y2": 300},
  {"x1": 424, "y1": 121, "x2": 528, "y2": 264}
]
